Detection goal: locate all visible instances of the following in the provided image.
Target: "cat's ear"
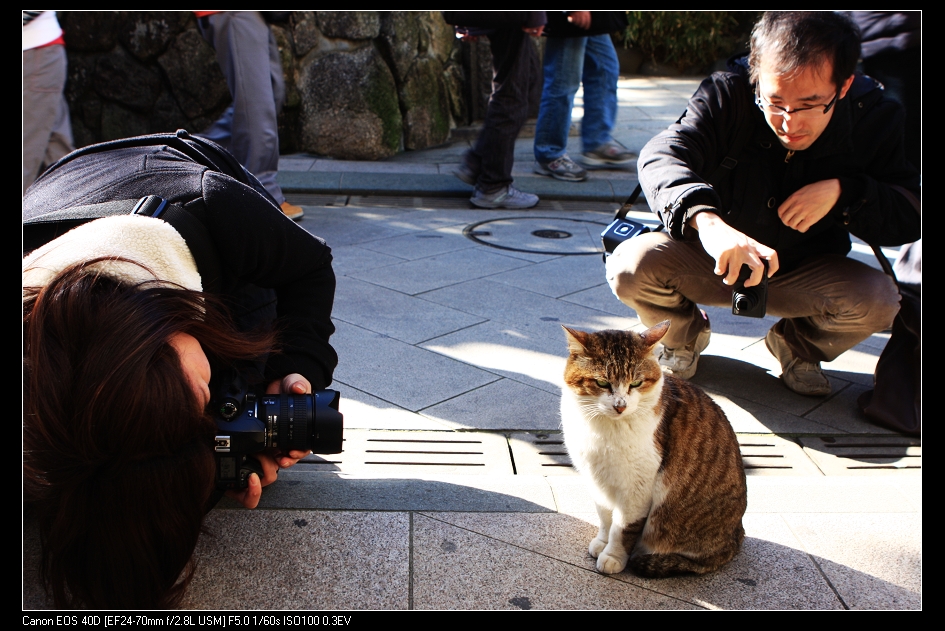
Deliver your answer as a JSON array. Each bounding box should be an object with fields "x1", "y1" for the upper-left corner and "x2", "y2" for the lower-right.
[
  {"x1": 562, "y1": 326, "x2": 589, "y2": 355},
  {"x1": 639, "y1": 320, "x2": 671, "y2": 350}
]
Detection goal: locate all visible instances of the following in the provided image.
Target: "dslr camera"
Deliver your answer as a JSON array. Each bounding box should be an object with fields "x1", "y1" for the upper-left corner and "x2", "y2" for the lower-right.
[
  {"x1": 731, "y1": 262, "x2": 768, "y2": 318},
  {"x1": 211, "y1": 372, "x2": 344, "y2": 491}
]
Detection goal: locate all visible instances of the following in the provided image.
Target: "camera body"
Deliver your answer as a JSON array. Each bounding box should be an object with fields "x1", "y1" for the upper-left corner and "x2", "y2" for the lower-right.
[
  {"x1": 211, "y1": 373, "x2": 343, "y2": 491},
  {"x1": 731, "y1": 263, "x2": 768, "y2": 318},
  {"x1": 601, "y1": 217, "x2": 651, "y2": 262}
]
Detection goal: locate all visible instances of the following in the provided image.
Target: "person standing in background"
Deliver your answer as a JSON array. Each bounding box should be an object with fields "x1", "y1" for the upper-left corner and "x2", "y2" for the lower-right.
[
  {"x1": 23, "y1": 10, "x2": 75, "y2": 195},
  {"x1": 195, "y1": 11, "x2": 305, "y2": 220},
  {"x1": 533, "y1": 11, "x2": 632, "y2": 182}
]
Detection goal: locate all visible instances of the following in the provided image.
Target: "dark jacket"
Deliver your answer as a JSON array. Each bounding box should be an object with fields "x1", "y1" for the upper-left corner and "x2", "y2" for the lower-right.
[
  {"x1": 637, "y1": 56, "x2": 921, "y2": 272},
  {"x1": 23, "y1": 141, "x2": 338, "y2": 390}
]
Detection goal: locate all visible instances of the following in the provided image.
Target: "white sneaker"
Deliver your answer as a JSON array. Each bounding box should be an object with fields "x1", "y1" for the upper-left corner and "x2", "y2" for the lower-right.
[
  {"x1": 470, "y1": 185, "x2": 539, "y2": 209},
  {"x1": 765, "y1": 328, "x2": 831, "y2": 396},
  {"x1": 659, "y1": 317, "x2": 711, "y2": 380}
]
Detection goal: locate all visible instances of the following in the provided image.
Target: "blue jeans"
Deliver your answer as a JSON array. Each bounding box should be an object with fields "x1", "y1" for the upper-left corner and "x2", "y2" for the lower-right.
[{"x1": 534, "y1": 34, "x2": 619, "y2": 163}]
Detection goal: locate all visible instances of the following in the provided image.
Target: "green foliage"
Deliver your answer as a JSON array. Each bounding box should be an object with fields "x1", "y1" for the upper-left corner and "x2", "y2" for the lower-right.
[{"x1": 623, "y1": 11, "x2": 758, "y2": 73}]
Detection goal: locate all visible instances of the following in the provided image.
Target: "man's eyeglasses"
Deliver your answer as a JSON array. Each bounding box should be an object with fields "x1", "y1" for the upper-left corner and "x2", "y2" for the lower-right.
[{"x1": 755, "y1": 91, "x2": 839, "y2": 119}]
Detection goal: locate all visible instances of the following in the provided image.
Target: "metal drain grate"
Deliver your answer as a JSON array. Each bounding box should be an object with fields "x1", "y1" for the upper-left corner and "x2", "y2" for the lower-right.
[
  {"x1": 738, "y1": 435, "x2": 823, "y2": 476},
  {"x1": 509, "y1": 432, "x2": 577, "y2": 476},
  {"x1": 293, "y1": 429, "x2": 513, "y2": 475},
  {"x1": 511, "y1": 432, "x2": 823, "y2": 476},
  {"x1": 797, "y1": 436, "x2": 921, "y2": 475},
  {"x1": 288, "y1": 431, "x2": 918, "y2": 478}
]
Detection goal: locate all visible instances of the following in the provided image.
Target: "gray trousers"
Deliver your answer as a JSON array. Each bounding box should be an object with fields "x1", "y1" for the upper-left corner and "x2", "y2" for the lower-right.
[
  {"x1": 605, "y1": 232, "x2": 901, "y2": 363},
  {"x1": 198, "y1": 11, "x2": 286, "y2": 205},
  {"x1": 23, "y1": 44, "x2": 74, "y2": 194}
]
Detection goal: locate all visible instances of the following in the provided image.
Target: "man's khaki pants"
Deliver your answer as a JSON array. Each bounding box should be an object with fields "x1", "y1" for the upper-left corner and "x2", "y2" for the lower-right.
[{"x1": 605, "y1": 232, "x2": 900, "y2": 363}]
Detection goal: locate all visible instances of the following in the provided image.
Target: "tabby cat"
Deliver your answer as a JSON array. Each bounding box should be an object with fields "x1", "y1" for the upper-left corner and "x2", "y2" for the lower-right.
[{"x1": 560, "y1": 321, "x2": 747, "y2": 577}]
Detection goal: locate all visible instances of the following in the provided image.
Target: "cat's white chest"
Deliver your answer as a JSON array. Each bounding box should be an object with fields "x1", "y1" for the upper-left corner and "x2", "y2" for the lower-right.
[{"x1": 560, "y1": 391, "x2": 663, "y2": 512}]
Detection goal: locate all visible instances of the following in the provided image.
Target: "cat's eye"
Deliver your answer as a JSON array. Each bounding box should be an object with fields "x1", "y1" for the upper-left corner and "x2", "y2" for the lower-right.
[
  {"x1": 629, "y1": 380, "x2": 643, "y2": 388},
  {"x1": 595, "y1": 378, "x2": 611, "y2": 389}
]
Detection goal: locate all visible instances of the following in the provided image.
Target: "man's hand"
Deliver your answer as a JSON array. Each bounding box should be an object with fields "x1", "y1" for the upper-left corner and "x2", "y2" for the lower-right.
[
  {"x1": 567, "y1": 12, "x2": 591, "y2": 29},
  {"x1": 523, "y1": 24, "x2": 544, "y2": 37},
  {"x1": 691, "y1": 211, "x2": 779, "y2": 287},
  {"x1": 778, "y1": 179, "x2": 841, "y2": 233}
]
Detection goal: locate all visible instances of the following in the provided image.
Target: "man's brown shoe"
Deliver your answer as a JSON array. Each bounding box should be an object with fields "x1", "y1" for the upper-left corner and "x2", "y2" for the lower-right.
[{"x1": 281, "y1": 201, "x2": 304, "y2": 221}]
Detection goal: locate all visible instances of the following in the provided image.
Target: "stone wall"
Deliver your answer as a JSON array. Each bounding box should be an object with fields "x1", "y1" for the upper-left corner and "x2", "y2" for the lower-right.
[{"x1": 58, "y1": 11, "x2": 466, "y2": 160}]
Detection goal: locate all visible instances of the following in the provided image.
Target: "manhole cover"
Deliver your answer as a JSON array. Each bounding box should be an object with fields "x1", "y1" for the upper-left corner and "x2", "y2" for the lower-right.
[
  {"x1": 464, "y1": 216, "x2": 607, "y2": 255},
  {"x1": 532, "y1": 229, "x2": 572, "y2": 239}
]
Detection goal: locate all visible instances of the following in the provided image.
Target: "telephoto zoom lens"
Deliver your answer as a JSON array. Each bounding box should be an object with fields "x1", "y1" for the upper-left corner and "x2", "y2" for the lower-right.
[{"x1": 260, "y1": 391, "x2": 343, "y2": 454}]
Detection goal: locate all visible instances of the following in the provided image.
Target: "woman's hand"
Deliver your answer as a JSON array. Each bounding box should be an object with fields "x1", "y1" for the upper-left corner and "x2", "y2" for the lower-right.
[
  {"x1": 225, "y1": 373, "x2": 315, "y2": 509},
  {"x1": 265, "y1": 373, "x2": 314, "y2": 468}
]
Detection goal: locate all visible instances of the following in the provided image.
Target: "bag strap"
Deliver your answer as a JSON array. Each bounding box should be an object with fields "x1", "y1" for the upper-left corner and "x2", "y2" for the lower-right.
[{"x1": 23, "y1": 195, "x2": 223, "y2": 293}]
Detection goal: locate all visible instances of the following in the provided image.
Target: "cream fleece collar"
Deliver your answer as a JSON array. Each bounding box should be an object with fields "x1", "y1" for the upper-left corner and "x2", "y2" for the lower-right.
[{"x1": 23, "y1": 215, "x2": 202, "y2": 292}]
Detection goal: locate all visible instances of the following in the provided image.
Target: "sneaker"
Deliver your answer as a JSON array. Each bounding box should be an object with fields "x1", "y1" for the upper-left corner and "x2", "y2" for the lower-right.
[
  {"x1": 281, "y1": 201, "x2": 304, "y2": 221},
  {"x1": 765, "y1": 328, "x2": 831, "y2": 396},
  {"x1": 580, "y1": 140, "x2": 636, "y2": 168},
  {"x1": 658, "y1": 314, "x2": 711, "y2": 380},
  {"x1": 454, "y1": 162, "x2": 478, "y2": 186},
  {"x1": 470, "y1": 185, "x2": 539, "y2": 209},
  {"x1": 533, "y1": 155, "x2": 587, "y2": 182}
]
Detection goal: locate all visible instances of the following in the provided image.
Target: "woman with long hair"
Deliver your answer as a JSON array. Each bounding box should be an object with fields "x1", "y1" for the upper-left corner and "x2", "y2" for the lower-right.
[{"x1": 23, "y1": 133, "x2": 338, "y2": 609}]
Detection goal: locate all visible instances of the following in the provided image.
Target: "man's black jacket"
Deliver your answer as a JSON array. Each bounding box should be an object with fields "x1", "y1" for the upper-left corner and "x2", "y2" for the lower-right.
[{"x1": 638, "y1": 56, "x2": 920, "y2": 273}]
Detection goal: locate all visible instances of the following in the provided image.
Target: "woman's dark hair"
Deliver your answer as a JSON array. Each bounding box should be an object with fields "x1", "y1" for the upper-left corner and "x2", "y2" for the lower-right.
[
  {"x1": 23, "y1": 259, "x2": 275, "y2": 609},
  {"x1": 749, "y1": 11, "x2": 862, "y2": 89}
]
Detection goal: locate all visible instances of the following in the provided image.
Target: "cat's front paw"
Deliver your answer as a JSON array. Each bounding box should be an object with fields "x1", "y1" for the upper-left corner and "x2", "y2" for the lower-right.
[
  {"x1": 597, "y1": 550, "x2": 629, "y2": 574},
  {"x1": 588, "y1": 537, "x2": 608, "y2": 559}
]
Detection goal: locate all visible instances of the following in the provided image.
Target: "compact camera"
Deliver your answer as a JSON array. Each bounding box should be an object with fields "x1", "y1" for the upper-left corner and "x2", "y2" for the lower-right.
[
  {"x1": 731, "y1": 263, "x2": 768, "y2": 318},
  {"x1": 211, "y1": 372, "x2": 343, "y2": 490},
  {"x1": 601, "y1": 216, "x2": 652, "y2": 262}
]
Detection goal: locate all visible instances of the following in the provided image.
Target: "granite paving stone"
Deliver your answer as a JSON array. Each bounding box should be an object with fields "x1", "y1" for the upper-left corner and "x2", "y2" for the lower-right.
[
  {"x1": 411, "y1": 513, "x2": 697, "y2": 610},
  {"x1": 332, "y1": 277, "x2": 486, "y2": 345},
  {"x1": 488, "y1": 254, "x2": 613, "y2": 299},
  {"x1": 330, "y1": 320, "x2": 498, "y2": 411},
  {"x1": 354, "y1": 226, "x2": 474, "y2": 261},
  {"x1": 420, "y1": 320, "x2": 568, "y2": 396},
  {"x1": 420, "y1": 378, "x2": 563, "y2": 431},
  {"x1": 782, "y1": 513, "x2": 921, "y2": 610},
  {"x1": 181, "y1": 511, "x2": 410, "y2": 610},
  {"x1": 349, "y1": 247, "x2": 532, "y2": 296},
  {"x1": 420, "y1": 278, "x2": 640, "y2": 343}
]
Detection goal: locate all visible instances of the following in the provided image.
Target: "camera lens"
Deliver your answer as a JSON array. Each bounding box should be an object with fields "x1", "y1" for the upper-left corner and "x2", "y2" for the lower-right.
[
  {"x1": 734, "y1": 291, "x2": 756, "y2": 312},
  {"x1": 258, "y1": 392, "x2": 343, "y2": 454}
]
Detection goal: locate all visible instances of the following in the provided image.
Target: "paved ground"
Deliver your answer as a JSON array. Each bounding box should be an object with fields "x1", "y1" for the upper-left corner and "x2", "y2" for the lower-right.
[{"x1": 23, "y1": 76, "x2": 920, "y2": 611}]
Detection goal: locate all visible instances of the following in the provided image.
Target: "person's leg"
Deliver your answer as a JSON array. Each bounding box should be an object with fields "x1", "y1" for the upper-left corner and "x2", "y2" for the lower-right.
[
  {"x1": 533, "y1": 36, "x2": 584, "y2": 164},
  {"x1": 470, "y1": 28, "x2": 533, "y2": 193},
  {"x1": 44, "y1": 92, "x2": 74, "y2": 168},
  {"x1": 607, "y1": 233, "x2": 901, "y2": 388},
  {"x1": 23, "y1": 45, "x2": 70, "y2": 193},
  {"x1": 199, "y1": 12, "x2": 285, "y2": 205},
  {"x1": 766, "y1": 255, "x2": 900, "y2": 363},
  {"x1": 606, "y1": 232, "x2": 723, "y2": 349},
  {"x1": 578, "y1": 34, "x2": 619, "y2": 153}
]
